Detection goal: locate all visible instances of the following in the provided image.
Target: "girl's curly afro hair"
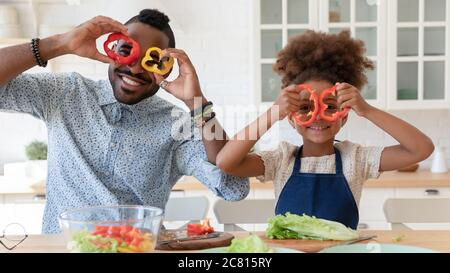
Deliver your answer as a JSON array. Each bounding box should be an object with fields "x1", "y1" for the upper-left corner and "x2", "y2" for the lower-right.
[{"x1": 273, "y1": 30, "x2": 374, "y2": 90}]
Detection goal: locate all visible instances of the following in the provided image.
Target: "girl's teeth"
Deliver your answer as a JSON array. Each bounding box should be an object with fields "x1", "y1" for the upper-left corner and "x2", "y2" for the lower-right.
[
  {"x1": 122, "y1": 76, "x2": 141, "y2": 86},
  {"x1": 309, "y1": 126, "x2": 329, "y2": 130}
]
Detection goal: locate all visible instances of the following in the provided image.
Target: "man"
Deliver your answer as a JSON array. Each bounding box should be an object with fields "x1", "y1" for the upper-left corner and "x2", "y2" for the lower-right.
[{"x1": 0, "y1": 9, "x2": 249, "y2": 233}]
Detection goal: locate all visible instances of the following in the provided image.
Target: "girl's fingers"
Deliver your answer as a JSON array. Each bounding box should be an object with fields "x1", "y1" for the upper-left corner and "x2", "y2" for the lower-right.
[
  {"x1": 336, "y1": 88, "x2": 355, "y2": 96},
  {"x1": 337, "y1": 93, "x2": 355, "y2": 105},
  {"x1": 283, "y1": 84, "x2": 300, "y2": 93},
  {"x1": 336, "y1": 82, "x2": 353, "y2": 91},
  {"x1": 340, "y1": 98, "x2": 356, "y2": 109}
]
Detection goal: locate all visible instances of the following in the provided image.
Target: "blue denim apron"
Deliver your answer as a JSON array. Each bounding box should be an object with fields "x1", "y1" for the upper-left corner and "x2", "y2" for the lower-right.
[{"x1": 274, "y1": 146, "x2": 359, "y2": 229}]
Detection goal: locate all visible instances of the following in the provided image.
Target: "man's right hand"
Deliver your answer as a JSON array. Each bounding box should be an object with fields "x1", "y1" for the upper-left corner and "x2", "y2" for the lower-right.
[{"x1": 59, "y1": 16, "x2": 129, "y2": 63}]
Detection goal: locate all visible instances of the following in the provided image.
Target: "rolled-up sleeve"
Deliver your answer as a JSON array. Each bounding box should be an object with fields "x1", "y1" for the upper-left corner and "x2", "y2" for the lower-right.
[
  {"x1": 0, "y1": 72, "x2": 72, "y2": 121},
  {"x1": 174, "y1": 138, "x2": 250, "y2": 201}
]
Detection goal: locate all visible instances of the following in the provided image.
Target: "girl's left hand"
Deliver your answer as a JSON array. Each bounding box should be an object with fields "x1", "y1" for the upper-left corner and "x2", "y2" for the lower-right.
[
  {"x1": 336, "y1": 82, "x2": 373, "y2": 117},
  {"x1": 153, "y1": 48, "x2": 206, "y2": 110}
]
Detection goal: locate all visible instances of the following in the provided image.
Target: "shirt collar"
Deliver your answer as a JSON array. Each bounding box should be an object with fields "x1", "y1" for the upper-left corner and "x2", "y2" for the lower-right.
[
  {"x1": 98, "y1": 80, "x2": 118, "y2": 106},
  {"x1": 97, "y1": 80, "x2": 160, "y2": 123}
]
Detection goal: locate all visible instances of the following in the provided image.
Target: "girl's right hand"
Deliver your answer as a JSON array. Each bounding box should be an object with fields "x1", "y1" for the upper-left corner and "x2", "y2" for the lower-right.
[
  {"x1": 59, "y1": 16, "x2": 129, "y2": 63},
  {"x1": 273, "y1": 85, "x2": 301, "y2": 120}
]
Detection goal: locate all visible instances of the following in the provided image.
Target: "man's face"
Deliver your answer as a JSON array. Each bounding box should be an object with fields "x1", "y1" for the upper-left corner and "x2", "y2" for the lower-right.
[{"x1": 108, "y1": 22, "x2": 170, "y2": 105}]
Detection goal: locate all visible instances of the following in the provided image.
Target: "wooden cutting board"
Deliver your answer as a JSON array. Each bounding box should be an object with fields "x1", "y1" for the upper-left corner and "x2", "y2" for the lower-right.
[
  {"x1": 261, "y1": 236, "x2": 361, "y2": 253},
  {"x1": 155, "y1": 232, "x2": 235, "y2": 251}
]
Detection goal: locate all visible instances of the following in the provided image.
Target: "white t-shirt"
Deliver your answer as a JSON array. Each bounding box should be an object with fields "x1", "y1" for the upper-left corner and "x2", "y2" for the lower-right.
[{"x1": 255, "y1": 141, "x2": 384, "y2": 206}]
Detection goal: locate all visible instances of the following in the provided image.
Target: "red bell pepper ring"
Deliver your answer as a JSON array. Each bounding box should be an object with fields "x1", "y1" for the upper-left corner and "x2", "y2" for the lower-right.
[
  {"x1": 103, "y1": 33, "x2": 141, "y2": 65},
  {"x1": 290, "y1": 84, "x2": 320, "y2": 127},
  {"x1": 319, "y1": 85, "x2": 350, "y2": 122}
]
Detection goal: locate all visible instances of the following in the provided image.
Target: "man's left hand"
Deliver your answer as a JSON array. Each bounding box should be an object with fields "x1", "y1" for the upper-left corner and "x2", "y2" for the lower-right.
[{"x1": 153, "y1": 48, "x2": 207, "y2": 110}]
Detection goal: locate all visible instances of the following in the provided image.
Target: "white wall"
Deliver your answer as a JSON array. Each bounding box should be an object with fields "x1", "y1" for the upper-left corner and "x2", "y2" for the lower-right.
[{"x1": 0, "y1": 0, "x2": 448, "y2": 174}]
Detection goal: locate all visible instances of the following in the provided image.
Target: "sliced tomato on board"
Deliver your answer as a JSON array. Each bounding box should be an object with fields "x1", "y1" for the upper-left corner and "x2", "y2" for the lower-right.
[{"x1": 187, "y1": 219, "x2": 215, "y2": 236}]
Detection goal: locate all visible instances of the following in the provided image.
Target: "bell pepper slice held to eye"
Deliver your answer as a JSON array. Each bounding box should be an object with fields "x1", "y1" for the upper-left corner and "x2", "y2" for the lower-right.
[
  {"x1": 289, "y1": 84, "x2": 320, "y2": 127},
  {"x1": 103, "y1": 33, "x2": 141, "y2": 65},
  {"x1": 319, "y1": 85, "x2": 350, "y2": 122},
  {"x1": 141, "y1": 47, "x2": 175, "y2": 75}
]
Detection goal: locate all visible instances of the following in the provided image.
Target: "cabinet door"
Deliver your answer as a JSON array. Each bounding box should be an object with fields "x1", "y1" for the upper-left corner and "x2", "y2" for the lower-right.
[
  {"x1": 358, "y1": 188, "x2": 395, "y2": 229},
  {"x1": 394, "y1": 187, "x2": 450, "y2": 229},
  {"x1": 255, "y1": 0, "x2": 320, "y2": 105},
  {"x1": 318, "y1": 0, "x2": 387, "y2": 109},
  {"x1": 388, "y1": 0, "x2": 450, "y2": 109},
  {"x1": 3, "y1": 194, "x2": 45, "y2": 235}
]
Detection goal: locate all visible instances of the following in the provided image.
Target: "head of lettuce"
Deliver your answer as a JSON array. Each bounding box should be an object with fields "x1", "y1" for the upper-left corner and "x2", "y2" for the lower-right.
[{"x1": 266, "y1": 213, "x2": 359, "y2": 241}]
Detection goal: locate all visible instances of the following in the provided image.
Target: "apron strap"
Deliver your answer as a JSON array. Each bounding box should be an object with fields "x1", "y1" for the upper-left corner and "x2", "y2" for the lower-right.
[
  {"x1": 334, "y1": 147, "x2": 343, "y2": 175},
  {"x1": 292, "y1": 146, "x2": 303, "y2": 174}
]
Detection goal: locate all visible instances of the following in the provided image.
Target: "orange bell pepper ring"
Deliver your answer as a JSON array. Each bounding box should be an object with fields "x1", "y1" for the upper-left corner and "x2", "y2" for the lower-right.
[
  {"x1": 290, "y1": 84, "x2": 351, "y2": 126},
  {"x1": 141, "y1": 47, "x2": 174, "y2": 75},
  {"x1": 290, "y1": 84, "x2": 319, "y2": 127},
  {"x1": 103, "y1": 33, "x2": 140, "y2": 65},
  {"x1": 319, "y1": 85, "x2": 350, "y2": 122}
]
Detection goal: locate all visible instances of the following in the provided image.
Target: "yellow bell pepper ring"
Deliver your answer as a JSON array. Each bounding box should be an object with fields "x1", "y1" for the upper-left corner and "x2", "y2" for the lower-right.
[{"x1": 141, "y1": 47, "x2": 174, "y2": 75}]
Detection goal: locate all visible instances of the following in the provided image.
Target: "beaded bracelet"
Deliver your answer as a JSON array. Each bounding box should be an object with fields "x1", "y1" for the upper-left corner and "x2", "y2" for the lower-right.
[{"x1": 30, "y1": 38, "x2": 48, "y2": 67}]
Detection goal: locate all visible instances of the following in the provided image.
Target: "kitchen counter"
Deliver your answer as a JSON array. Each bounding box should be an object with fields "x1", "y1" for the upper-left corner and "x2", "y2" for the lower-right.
[
  {"x1": 173, "y1": 170, "x2": 450, "y2": 191},
  {"x1": 2, "y1": 230, "x2": 450, "y2": 253},
  {"x1": 2, "y1": 170, "x2": 450, "y2": 196}
]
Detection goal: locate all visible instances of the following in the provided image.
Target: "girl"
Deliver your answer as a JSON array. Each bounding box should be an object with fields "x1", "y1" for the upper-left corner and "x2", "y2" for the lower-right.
[{"x1": 216, "y1": 30, "x2": 434, "y2": 229}]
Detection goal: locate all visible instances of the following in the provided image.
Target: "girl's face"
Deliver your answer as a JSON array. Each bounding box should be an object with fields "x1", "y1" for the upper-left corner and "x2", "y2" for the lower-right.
[{"x1": 288, "y1": 80, "x2": 347, "y2": 144}]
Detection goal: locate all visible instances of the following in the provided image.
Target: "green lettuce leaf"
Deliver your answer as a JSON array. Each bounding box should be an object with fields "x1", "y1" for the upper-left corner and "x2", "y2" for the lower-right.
[
  {"x1": 70, "y1": 230, "x2": 119, "y2": 253},
  {"x1": 266, "y1": 213, "x2": 359, "y2": 241},
  {"x1": 225, "y1": 234, "x2": 275, "y2": 253}
]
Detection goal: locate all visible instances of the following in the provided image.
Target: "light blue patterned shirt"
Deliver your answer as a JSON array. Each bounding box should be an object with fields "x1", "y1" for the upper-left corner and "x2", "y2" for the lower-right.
[{"x1": 0, "y1": 72, "x2": 249, "y2": 234}]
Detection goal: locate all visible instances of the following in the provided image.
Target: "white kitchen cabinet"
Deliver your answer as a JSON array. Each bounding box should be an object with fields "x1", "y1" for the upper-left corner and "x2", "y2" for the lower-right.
[
  {"x1": 254, "y1": 0, "x2": 450, "y2": 110},
  {"x1": 359, "y1": 186, "x2": 450, "y2": 230},
  {"x1": 318, "y1": 0, "x2": 388, "y2": 109},
  {"x1": 254, "y1": 0, "x2": 387, "y2": 108},
  {"x1": 0, "y1": 194, "x2": 45, "y2": 235},
  {"x1": 358, "y1": 188, "x2": 395, "y2": 226},
  {"x1": 254, "y1": 0, "x2": 320, "y2": 105},
  {"x1": 387, "y1": 0, "x2": 450, "y2": 109}
]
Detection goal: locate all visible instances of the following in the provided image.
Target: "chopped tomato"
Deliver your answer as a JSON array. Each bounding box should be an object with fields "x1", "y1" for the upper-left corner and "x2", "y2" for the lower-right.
[
  {"x1": 92, "y1": 226, "x2": 109, "y2": 235},
  {"x1": 187, "y1": 219, "x2": 215, "y2": 236}
]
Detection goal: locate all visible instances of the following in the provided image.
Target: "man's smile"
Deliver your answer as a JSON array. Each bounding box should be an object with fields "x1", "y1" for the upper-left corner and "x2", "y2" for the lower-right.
[{"x1": 116, "y1": 72, "x2": 152, "y2": 92}]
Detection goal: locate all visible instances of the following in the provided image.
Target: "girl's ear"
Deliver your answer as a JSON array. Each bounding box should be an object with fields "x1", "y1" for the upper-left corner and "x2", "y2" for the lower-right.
[
  {"x1": 341, "y1": 115, "x2": 348, "y2": 127},
  {"x1": 288, "y1": 116, "x2": 296, "y2": 128}
]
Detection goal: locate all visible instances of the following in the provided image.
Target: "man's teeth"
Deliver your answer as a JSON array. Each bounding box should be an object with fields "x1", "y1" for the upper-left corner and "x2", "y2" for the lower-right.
[{"x1": 122, "y1": 76, "x2": 142, "y2": 86}]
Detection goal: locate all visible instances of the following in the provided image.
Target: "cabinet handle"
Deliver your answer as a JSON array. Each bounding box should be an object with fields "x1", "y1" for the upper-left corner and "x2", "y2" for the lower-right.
[
  {"x1": 425, "y1": 189, "x2": 440, "y2": 196},
  {"x1": 33, "y1": 194, "x2": 46, "y2": 201},
  {"x1": 358, "y1": 223, "x2": 369, "y2": 229}
]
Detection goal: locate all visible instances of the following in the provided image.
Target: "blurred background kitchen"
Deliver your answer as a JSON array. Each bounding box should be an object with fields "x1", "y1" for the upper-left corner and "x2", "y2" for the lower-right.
[{"x1": 1, "y1": 0, "x2": 450, "y2": 234}]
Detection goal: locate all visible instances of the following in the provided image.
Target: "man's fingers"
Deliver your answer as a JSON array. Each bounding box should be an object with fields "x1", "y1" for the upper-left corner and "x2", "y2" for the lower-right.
[
  {"x1": 92, "y1": 52, "x2": 113, "y2": 64},
  {"x1": 153, "y1": 73, "x2": 174, "y2": 92},
  {"x1": 97, "y1": 22, "x2": 128, "y2": 36},
  {"x1": 164, "y1": 48, "x2": 187, "y2": 56},
  {"x1": 94, "y1": 16, "x2": 128, "y2": 35}
]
